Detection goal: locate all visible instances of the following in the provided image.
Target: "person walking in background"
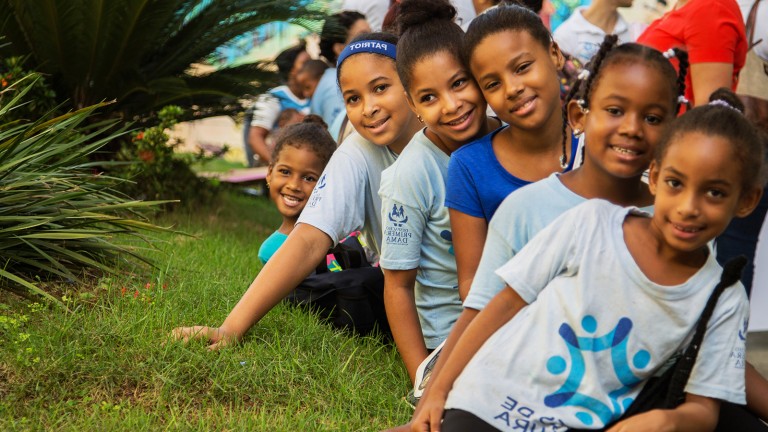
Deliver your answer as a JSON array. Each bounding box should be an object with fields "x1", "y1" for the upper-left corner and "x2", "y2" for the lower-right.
[
  {"x1": 553, "y1": 0, "x2": 644, "y2": 64},
  {"x1": 243, "y1": 43, "x2": 310, "y2": 166},
  {"x1": 637, "y1": 0, "x2": 747, "y2": 106},
  {"x1": 313, "y1": 11, "x2": 371, "y2": 135}
]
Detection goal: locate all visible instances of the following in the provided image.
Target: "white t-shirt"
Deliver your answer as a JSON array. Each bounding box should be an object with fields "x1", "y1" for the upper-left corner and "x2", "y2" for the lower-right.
[
  {"x1": 738, "y1": 0, "x2": 768, "y2": 61},
  {"x1": 379, "y1": 129, "x2": 462, "y2": 348},
  {"x1": 445, "y1": 200, "x2": 749, "y2": 430},
  {"x1": 297, "y1": 131, "x2": 397, "y2": 256},
  {"x1": 341, "y1": 0, "x2": 390, "y2": 31},
  {"x1": 553, "y1": 7, "x2": 638, "y2": 65},
  {"x1": 249, "y1": 85, "x2": 309, "y2": 130}
]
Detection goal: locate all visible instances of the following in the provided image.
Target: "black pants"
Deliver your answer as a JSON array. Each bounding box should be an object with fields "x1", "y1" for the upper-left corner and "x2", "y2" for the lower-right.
[
  {"x1": 441, "y1": 409, "x2": 497, "y2": 432},
  {"x1": 441, "y1": 404, "x2": 768, "y2": 432}
]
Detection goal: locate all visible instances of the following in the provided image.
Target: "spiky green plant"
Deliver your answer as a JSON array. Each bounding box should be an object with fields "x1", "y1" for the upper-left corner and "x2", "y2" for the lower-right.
[
  {"x1": 0, "y1": 0, "x2": 328, "y2": 124},
  {"x1": 0, "y1": 76, "x2": 173, "y2": 303}
]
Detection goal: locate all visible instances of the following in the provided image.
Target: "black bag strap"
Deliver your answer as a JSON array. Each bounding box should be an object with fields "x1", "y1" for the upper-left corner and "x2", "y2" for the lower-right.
[{"x1": 664, "y1": 255, "x2": 747, "y2": 407}]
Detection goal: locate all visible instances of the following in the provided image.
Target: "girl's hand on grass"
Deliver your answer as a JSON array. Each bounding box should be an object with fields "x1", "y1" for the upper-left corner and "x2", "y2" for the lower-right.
[
  {"x1": 411, "y1": 392, "x2": 446, "y2": 432},
  {"x1": 170, "y1": 326, "x2": 237, "y2": 350}
]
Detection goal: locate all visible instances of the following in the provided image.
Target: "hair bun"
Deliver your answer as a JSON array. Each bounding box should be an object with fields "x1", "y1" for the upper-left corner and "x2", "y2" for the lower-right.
[
  {"x1": 398, "y1": 0, "x2": 456, "y2": 34},
  {"x1": 302, "y1": 114, "x2": 328, "y2": 130},
  {"x1": 708, "y1": 88, "x2": 745, "y2": 114}
]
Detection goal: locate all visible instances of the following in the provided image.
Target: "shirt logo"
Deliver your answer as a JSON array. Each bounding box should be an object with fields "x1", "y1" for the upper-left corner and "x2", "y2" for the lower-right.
[
  {"x1": 388, "y1": 204, "x2": 408, "y2": 227},
  {"x1": 317, "y1": 174, "x2": 327, "y2": 189}
]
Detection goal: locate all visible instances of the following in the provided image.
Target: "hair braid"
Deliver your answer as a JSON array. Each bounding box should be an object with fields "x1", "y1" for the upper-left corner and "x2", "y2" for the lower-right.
[
  {"x1": 580, "y1": 34, "x2": 619, "y2": 109},
  {"x1": 673, "y1": 48, "x2": 690, "y2": 113}
]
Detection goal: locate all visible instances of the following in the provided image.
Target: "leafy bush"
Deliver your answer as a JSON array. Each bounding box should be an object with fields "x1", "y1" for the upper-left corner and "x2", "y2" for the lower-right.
[
  {"x1": 0, "y1": 77, "x2": 172, "y2": 303},
  {"x1": 114, "y1": 105, "x2": 222, "y2": 208},
  {"x1": 0, "y1": 55, "x2": 57, "y2": 124}
]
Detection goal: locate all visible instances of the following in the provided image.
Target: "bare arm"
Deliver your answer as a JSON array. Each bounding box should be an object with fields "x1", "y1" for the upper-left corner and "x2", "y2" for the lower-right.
[
  {"x1": 606, "y1": 393, "x2": 720, "y2": 432},
  {"x1": 248, "y1": 125, "x2": 272, "y2": 164},
  {"x1": 746, "y1": 362, "x2": 768, "y2": 421},
  {"x1": 383, "y1": 268, "x2": 429, "y2": 383},
  {"x1": 412, "y1": 286, "x2": 528, "y2": 432},
  {"x1": 689, "y1": 62, "x2": 734, "y2": 106},
  {"x1": 172, "y1": 223, "x2": 332, "y2": 349},
  {"x1": 448, "y1": 209, "x2": 488, "y2": 301}
]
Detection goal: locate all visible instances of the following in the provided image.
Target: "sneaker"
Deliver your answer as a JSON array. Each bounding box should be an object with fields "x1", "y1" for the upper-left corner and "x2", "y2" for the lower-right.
[{"x1": 407, "y1": 340, "x2": 445, "y2": 408}]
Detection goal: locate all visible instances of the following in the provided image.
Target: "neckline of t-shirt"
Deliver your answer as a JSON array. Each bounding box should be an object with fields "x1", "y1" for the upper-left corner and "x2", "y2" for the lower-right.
[{"x1": 611, "y1": 205, "x2": 718, "y2": 300}]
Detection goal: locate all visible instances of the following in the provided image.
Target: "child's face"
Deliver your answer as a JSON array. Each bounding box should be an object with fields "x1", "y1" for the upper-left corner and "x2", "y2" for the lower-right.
[
  {"x1": 266, "y1": 145, "x2": 325, "y2": 222},
  {"x1": 470, "y1": 30, "x2": 563, "y2": 132},
  {"x1": 297, "y1": 71, "x2": 320, "y2": 99},
  {"x1": 340, "y1": 53, "x2": 421, "y2": 152},
  {"x1": 569, "y1": 62, "x2": 674, "y2": 180},
  {"x1": 648, "y1": 132, "x2": 762, "y2": 255},
  {"x1": 406, "y1": 51, "x2": 488, "y2": 149}
]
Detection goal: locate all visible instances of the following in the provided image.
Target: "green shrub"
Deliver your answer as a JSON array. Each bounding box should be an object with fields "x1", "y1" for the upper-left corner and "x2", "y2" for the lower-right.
[
  {"x1": 0, "y1": 77, "x2": 173, "y2": 303},
  {"x1": 114, "y1": 105, "x2": 222, "y2": 209}
]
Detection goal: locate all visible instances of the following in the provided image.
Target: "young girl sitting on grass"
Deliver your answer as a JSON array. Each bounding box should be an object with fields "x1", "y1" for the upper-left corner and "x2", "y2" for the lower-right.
[
  {"x1": 414, "y1": 90, "x2": 765, "y2": 432},
  {"x1": 378, "y1": 0, "x2": 500, "y2": 382},
  {"x1": 171, "y1": 32, "x2": 422, "y2": 349},
  {"x1": 258, "y1": 115, "x2": 336, "y2": 265}
]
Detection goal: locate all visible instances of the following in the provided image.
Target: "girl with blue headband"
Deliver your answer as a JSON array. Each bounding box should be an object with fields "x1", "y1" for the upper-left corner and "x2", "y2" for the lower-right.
[{"x1": 172, "y1": 32, "x2": 422, "y2": 348}]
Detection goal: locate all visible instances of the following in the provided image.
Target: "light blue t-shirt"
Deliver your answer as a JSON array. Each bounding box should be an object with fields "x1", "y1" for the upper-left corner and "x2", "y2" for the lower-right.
[
  {"x1": 379, "y1": 130, "x2": 462, "y2": 349},
  {"x1": 310, "y1": 68, "x2": 345, "y2": 127},
  {"x1": 445, "y1": 126, "x2": 579, "y2": 222},
  {"x1": 465, "y1": 173, "x2": 654, "y2": 311},
  {"x1": 258, "y1": 231, "x2": 288, "y2": 265}
]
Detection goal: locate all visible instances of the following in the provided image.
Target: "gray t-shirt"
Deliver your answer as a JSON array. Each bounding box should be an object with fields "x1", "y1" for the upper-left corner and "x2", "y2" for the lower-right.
[
  {"x1": 298, "y1": 131, "x2": 397, "y2": 256},
  {"x1": 379, "y1": 129, "x2": 462, "y2": 348}
]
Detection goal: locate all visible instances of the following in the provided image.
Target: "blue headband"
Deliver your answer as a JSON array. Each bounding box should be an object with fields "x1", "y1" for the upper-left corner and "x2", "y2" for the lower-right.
[{"x1": 336, "y1": 40, "x2": 397, "y2": 69}]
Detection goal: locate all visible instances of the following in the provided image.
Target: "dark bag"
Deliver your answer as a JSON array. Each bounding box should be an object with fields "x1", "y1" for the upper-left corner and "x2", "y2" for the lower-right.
[
  {"x1": 285, "y1": 235, "x2": 390, "y2": 337},
  {"x1": 569, "y1": 256, "x2": 749, "y2": 431}
]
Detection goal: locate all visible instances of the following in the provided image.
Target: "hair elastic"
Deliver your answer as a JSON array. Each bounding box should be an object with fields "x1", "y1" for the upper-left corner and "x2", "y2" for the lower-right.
[
  {"x1": 336, "y1": 40, "x2": 397, "y2": 69},
  {"x1": 662, "y1": 48, "x2": 676, "y2": 59},
  {"x1": 577, "y1": 69, "x2": 590, "y2": 80},
  {"x1": 677, "y1": 95, "x2": 689, "y2": 105},
  {"x1": 709, "y1": 99, "x2": 740, "y2": 112}
]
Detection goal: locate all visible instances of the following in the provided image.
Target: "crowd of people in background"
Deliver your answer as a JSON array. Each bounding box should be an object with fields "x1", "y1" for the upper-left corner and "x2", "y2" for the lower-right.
[{"x1": 176, "y1": 0, "x2": 768, "y2": 430}]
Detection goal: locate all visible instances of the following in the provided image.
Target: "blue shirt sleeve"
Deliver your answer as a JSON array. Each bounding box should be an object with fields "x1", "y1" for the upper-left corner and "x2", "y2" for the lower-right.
[{"x1": 445, "y1": 152, "x2": 484, "y2": 218}]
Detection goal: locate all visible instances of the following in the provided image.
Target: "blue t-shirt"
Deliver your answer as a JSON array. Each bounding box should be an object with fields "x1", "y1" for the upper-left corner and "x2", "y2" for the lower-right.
[
  {"x1": 310, "y1": 68, "x2": 345, "y2": 127},
  {"x1": 445, "y1": 126, "x2": 579, "y2": 221},
  {"x1": 379, "y1": 129, "x2": 462, "y2": 349},
  {"x1": 258, "y1": 231, "x2": 288, "y2": 265}
]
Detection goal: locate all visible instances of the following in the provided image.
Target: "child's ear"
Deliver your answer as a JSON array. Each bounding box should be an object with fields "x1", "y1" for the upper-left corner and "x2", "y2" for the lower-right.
[
  {"x1": 405, "y1": 91, "x2": 417, "y2": 115},
  {"x1": 648, "y1": 160, "x2": 660, "y2": 196},
  {"x1": 566, "y1": 99, "x2": 586, "y2": 134},
  {"x1": 333, "y1": 42, "x2": 345, "y2": 58},
  {"x1": 735, "y1": 187, "x2": 764, "y2": 218},
  {"x1": 550, "y1": 41, "x2": 565, "y2": 71}
]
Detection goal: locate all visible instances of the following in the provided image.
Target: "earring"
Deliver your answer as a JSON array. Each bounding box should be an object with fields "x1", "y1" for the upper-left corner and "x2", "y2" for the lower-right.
[
  {"x1": 266, "y1": 181, "x2": 270, "y2": 189},
  {"x1": 576, "y1": 99, "x2": 589, "y2": 114},
  {"x1": 417, "y1": 114, "x2": 424, "y2": 123},
  {"x1": 573, "y1": 128, "x2": 583, "y2": 137}
]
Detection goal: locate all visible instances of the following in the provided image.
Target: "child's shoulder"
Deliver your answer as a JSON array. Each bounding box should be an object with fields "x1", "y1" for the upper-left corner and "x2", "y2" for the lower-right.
[{"x1": 451, "y1": 125, "x2": 505, "y2": 160}]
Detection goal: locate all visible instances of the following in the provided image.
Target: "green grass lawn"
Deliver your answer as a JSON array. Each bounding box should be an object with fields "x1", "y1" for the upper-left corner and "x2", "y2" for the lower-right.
[{"x1": 0, "y1": 191, "x2": 411, "y2": 431}]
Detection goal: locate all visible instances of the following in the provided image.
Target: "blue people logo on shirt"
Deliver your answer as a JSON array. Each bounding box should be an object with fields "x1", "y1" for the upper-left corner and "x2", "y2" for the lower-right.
[
  {"x1": 738, "y1": 318, "x2": 748, "y2": 341},
  {"x1": 439, "y1": 230, "x2": 454, "y2": 255},
  {"x1": 388, "y1": 204, "x2": 408, "y2": 227},
  {"x1": 317, "y1": 174, "x2": 327, "y2": 189},
  {"x1": 544, "y1": 315, "x2": 649, "y2": 427}
]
